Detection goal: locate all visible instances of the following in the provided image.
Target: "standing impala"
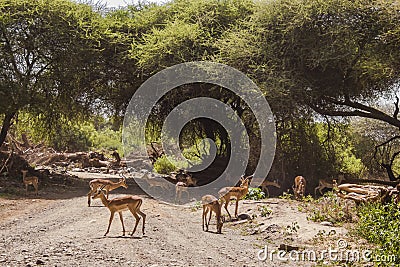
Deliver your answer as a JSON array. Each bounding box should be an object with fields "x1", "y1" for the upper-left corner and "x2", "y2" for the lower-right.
[
  {"x1": 251, "y1": 177, "x2": 281, "y2": 197},
  {"x1": 92, "y1": 185, "x2": 146, "y2": 237},
  {"x1": 87, "y1": 175, "x2": 128, "y2": 206},
  {"x1": 314, "y1": 175, "x2": 344, "y2": 197},
  {"x1": 21, "y1": 170, "x2": 39, "y2": 195},
  {"x1": 218, "y1": 175, "x2": 251, "y2": 219},
  {"x1": 293, "y1": 176, "x2": 306, "y2": 200},
  {"x1": 202, "y1": 195, "x2": 223, "y2": 234}
]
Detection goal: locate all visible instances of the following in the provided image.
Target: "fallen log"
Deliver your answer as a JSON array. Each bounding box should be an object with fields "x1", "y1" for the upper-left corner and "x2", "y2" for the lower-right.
[{"x1": 337, "y1": 183, "x2": 398, "y2": 204}]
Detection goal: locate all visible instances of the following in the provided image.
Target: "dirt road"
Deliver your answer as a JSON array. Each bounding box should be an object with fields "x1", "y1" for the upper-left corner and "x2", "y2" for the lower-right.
[{"x1": 0, "y1": 174, "x2": 352, "y2": 267}]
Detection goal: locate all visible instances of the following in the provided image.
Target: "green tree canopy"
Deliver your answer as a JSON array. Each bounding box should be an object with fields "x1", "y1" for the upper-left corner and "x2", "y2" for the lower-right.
[{"x1": 0, "y1": 0, "x2": 106, "y2": 146}]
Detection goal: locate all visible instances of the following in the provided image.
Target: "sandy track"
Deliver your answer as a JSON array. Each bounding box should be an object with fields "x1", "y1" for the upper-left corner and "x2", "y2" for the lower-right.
[{"x1": 0, "y1": 176, "x2": 349, "y2": 266}]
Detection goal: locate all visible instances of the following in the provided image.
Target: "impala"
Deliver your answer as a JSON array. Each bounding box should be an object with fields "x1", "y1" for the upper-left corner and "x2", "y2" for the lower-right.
[
  {"x1": 250, "y1": 177, "x2": 281, "y2": 197},
  {"x1": 142, "y1": 173, "x2": 171, "y2": 191},
  {"x1": 293, "y1": 176, "x2": 306, "y2": 200},
  {"x1": 175, "y1": 181, "x2": 189, "y2": 204},
  {"x1": 92, "y1": 185, "x2": 146, "y2": 237},
  {"x1": 314, "y1": 175, "x2": 344, "y2": 197},
  {"x1": 218, "y1": 175, "x2": 251, "y2": 219},
  {"x1": 201, "y1": 195, "x2": 223, "y2": 234},
  {"x1": 87, "y1": 175, "x2": 127, "y2": 206},
  {"x1": 21, "y1": 170, "x2": 39, "y2": 195}
]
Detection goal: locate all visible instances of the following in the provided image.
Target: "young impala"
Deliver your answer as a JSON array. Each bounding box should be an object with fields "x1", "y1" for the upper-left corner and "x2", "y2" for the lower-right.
[
  {"x1": 87, "y1": 175, "x2": 128, "y2": 206},
  {"x1": 218, "y1": 175, "x2": 251, "y2": 219},
  {"x1": 21, "y1": 170, "x2": 39, "y2": 195},
  {"x1": 92, "y1": 185, "x2": 146, "y2": 237},
  {"x1": 201, "y1": 195, "x2": 223, "y2": 234}
]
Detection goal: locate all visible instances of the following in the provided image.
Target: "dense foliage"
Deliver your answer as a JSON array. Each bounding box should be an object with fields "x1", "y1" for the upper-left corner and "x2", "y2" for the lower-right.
[
  {"x1": 1, "y1": 0, "x2": 400, "y2": 186},
  {"x1": 357, "y1": 202, "x2": 400, "y2": 265}
]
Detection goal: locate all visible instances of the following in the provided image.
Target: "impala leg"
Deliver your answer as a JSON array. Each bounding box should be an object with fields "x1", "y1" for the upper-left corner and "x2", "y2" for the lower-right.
[
  {"x1": 265, "y1": 187, "x2": 270, "y2": 198},
  {"x1": 223, "y1": 199, "x2": 232, "y2": 220},
  {"x1": 87, "y1": 189, "x2": 94, "y2": 206},
  {"x1": 118, "y1": 212, "x2": 125, "y2": 236},
  {"x1": 130, "y1": 211, "x2": 141, "y2": 236},
  {"x1": 137, "y1": 210, "x2": 146, "y2": 235},
  {"x1": 208, "y1": 208, "x2": 214, "y2": 231},
  {"x1": 25, "y1": 184, "x2": 28, "y2": 194},
  {"x1": 234, "y1": 198, "x2": 239, "y2": 218},
  {"x1": 204, "y1": 208, "x2": 209, "y2": 231},
  {"x1": 202, "y1": 206, "x2": 206, "y2": 231},
  {"x1": 34, "y1": 184, "x2": 38, "y2": 196},
  {"x1": 105, "y1": 211, "x2": 115, "y2": 236}
]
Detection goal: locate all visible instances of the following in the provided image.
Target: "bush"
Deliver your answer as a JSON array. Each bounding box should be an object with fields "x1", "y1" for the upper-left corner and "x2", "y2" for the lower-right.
[
  {"x1": 303, "y1": 191, "x2": 355, "y2": 224},
  {"x1": 153, "y1": 155, "x2": 176, "y2": 174},
  {"x1": 356, "y1": 202, "x2": 400, "y2": 265},
  {"x1": 244, "y1": 187, "x2": 266, "y2": 200}
]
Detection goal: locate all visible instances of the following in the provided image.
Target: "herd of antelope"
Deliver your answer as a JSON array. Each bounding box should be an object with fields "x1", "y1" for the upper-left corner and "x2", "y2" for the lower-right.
[{"x1": 20, "y1": 168, "x2": 347, "y2": 236}]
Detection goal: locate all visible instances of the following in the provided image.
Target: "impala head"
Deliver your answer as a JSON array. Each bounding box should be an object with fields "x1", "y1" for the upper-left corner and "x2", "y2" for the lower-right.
[
  {"x1": 119, "y1": 177, "x2": 128, "y2": 189},
  {"x1": 240, "y1": 175, "x2": 250, "y2": 187},
  {"x1": 92, "y1": 185, "x2": 106, "y2": 199}
]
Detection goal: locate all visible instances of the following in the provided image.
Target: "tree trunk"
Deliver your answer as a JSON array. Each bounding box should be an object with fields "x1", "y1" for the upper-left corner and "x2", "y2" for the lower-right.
[{"x1": 0, "y1": 112, "x2": 16, "y2": 148}]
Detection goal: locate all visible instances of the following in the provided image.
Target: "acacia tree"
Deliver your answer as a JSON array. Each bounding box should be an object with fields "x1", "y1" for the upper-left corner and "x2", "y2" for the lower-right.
[
  {"x1": 0, "y1": 0, "x2": 105, "y2": 147},
  {"x1": 124, "y1": 0, "x2": 258, "y2": 174},
  {"x1": 219, "y1": 0, "x2": 400, "y2": 181}
]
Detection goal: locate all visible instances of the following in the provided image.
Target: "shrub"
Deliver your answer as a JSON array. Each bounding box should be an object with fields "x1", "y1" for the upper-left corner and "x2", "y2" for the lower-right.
[
  {"x1": 244, "y1": 187, "x2": 266, "y2": 200},
  {"x1": 303, "y1": 191, "x2": 355, "y2": 224},
  {"x1": 153, "y1": 155, "x2": 176, "y2": 174},
  {"x1": 356, "y1": 202, "x2": 400, "y2": 265}
]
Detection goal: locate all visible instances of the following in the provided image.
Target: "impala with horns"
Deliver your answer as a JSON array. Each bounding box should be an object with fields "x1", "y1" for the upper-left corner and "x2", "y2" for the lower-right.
[
  {"x1": 218, "y1": 175, "x2": 251, "y2": 219},
  {"x1": 92, "y1": 185, "x2": 146, "y2": 237},
  {"x1": 87, "y1": 174, "x2": 128, "y2": 206}
]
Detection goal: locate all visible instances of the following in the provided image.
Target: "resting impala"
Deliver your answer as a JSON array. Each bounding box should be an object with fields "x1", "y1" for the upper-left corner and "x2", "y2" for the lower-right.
[
  {"x1": 92, "y1": 185, "x2": 146, "y2": 237},
  {"x1": 21, "y1": 170, "x2": 39, "y2": 195},
  {"x1": 218, "y1": 175, "x2": 251, "y2": 219},
  {"x1": 293, "y1": 176, "x2": 306, "y2": 200},
  {"x1": 87, "y1": 175, "x2": 127, "y2": 206},
  {"x1": 202, "y1": 195, "x2": 223, "y2": 234},
  {"x1": 314, "y1": 175, "x2": 344, "y2": 197}
]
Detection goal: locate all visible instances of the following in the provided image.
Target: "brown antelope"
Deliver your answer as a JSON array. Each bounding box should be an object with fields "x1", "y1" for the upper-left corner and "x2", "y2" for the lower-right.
[
  {"x1": 175, "y1": 181, "x2": 189, "y2": 203},
  {"x1": 21, "y1": 170, "x2": 39, "y2": 195},
  {"x1": 201, "y1": 195, "x2": 223, "y2": 234},
  {"x1": 314, "y1": 175, "x2": 344, "y2": 197},
  {"x1": 218, "y1": 175, "x2": 251, "y2": 219},
  {"x1": 186, "y1": 174, "x2": 197, "y2": 186},
  {"x1": 92, "y1": 185, "x2": 146, "y2": 237},
  {"x1": 293, "y1": 176, "x2": 306, "y2": 200},
  {"x1": 143, "y1": 173, "x2": 171, "y2": 191},
  {"x1": 251, "y1": 178, "x2": 281, "y2": 197},
  {"x1": 87, "y1": 175, "x2": 128, "y2": 206}
]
